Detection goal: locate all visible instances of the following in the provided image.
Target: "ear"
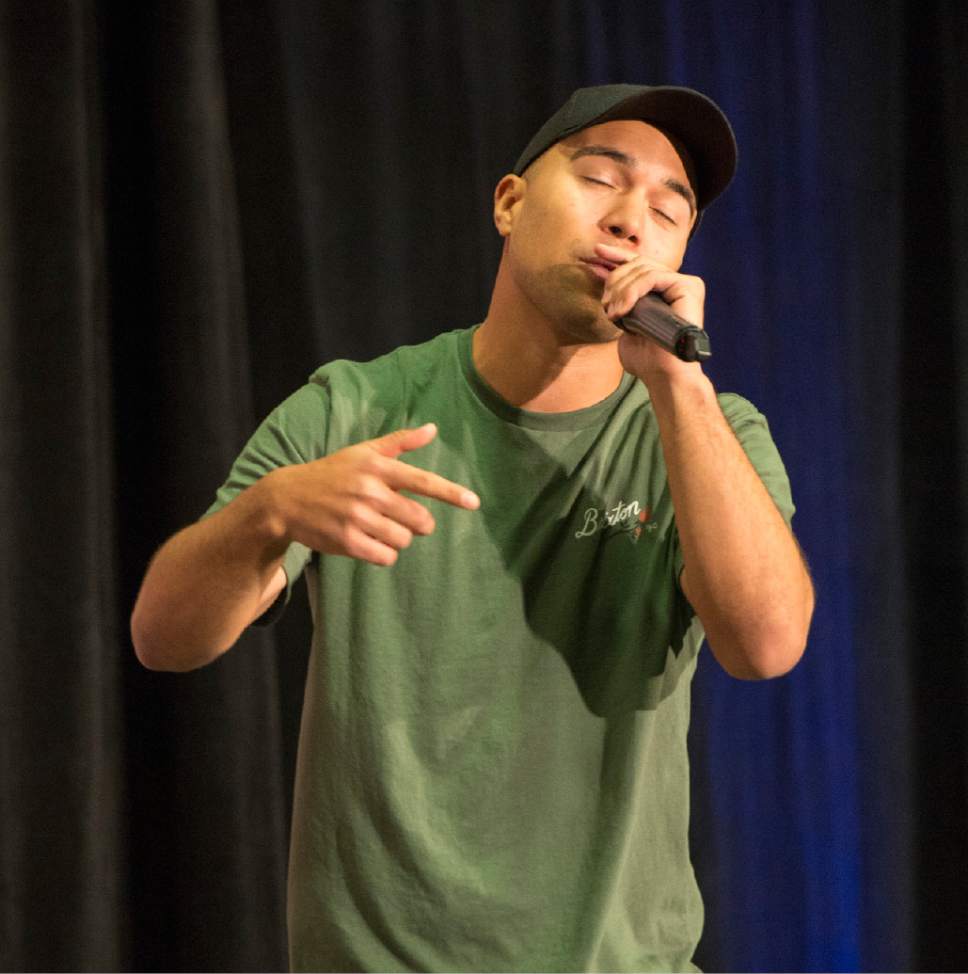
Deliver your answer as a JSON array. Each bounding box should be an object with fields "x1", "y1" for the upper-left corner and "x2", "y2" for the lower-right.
[{"x1": 493, "y1": 174, "x2": 526, "y2": 237}]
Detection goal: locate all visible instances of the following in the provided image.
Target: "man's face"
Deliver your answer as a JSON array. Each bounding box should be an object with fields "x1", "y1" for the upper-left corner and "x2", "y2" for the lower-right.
[{"x1": 495, "y1": 119, "x2": 697, "y2": 344}]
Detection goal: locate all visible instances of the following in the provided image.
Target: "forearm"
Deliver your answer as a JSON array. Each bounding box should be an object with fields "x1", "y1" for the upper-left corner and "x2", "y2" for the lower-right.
[
  {"x1": 648, "y1": 371, "x2": 814, "y2": 679},
  {"x1": 130, "y1": 477, "x2": 288, "y2": 672},
  {"x1": 130, "y1": 424, "x2": 480, "y2": 672}
]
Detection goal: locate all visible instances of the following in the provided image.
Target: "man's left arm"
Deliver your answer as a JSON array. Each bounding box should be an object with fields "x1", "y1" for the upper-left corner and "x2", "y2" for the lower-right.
[
  {"x1": 599, "y1": 244, "x2": 814, "y2": 680},
  {"x1": 645, "y1": 368, "x2": 813, "y2": 679}
]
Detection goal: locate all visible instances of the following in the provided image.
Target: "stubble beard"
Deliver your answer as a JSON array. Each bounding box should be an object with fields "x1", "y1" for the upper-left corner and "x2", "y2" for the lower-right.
[{"x1": 523, "y1": 263, "x2": 623, "y2": 346}]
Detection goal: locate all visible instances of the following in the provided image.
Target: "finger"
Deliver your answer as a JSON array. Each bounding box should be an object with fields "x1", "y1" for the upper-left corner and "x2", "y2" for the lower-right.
[
  {"x1": 606, "y1": 263, "x2": 697, "y2": 317},
  {"x1": 643, "y1": 275, "x2": 705, "y2": 327},
  {"x1": 382, "y1": 459, "x2": 481, "y2": 510},
  {"x1": 604, "y1": 268, "x2": 661, "y2": 318},
  {"x1": 604, "y1": 263, "x2": 656, "y2": 300},
  {"x1": 349, "y1": 503, "x2": 417, "y2": 552},
  {"x1": 377, "y1": 490, "x2": 437, "y2": 535},
  {"x1": 370, "y1": 423, "x2": 438, "y2": 459},
  {"x1": 341, "y1": 524, "x2": 400, "y2": 567},
  {"x1": 601, "y1": 256, "x2": 657, "y2": 296}
]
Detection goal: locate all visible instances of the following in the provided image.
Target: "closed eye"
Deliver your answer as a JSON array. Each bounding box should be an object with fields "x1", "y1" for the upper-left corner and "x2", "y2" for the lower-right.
[
  {"x1": 652, "y1": 206, "x2": 677, "y2": 226},
  {"x1": 582, "y1": 176, "x2": 614, "y2": 188}
]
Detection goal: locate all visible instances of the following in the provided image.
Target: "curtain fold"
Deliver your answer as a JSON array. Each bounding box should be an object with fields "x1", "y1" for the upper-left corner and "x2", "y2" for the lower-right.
[
  {"x1": 0, "y1": 2, "x2": 123, "y2": 968},
  {"x1": 100, "y1": 1, "x2": 290, "y2": 967}
]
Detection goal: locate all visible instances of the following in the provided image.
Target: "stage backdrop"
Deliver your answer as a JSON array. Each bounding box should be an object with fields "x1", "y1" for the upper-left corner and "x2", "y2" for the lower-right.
[{"x1": 1, "y1": 0, "x2": 965, "y2": 970}]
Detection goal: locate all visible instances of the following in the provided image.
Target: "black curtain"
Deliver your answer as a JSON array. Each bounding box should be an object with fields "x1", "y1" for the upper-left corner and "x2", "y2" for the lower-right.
[
  {"x1": 900, "y1": 0, "x2": 968, "y2": 967},
  {"x1": 1, "y1": 0, "x2": 966, "y2": 970}
]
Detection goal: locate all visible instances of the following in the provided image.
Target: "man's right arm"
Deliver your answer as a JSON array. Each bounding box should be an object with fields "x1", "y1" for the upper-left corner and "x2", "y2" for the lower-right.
[
  {"x1": 130, "y1": 423, "x2": 480, "y2": 672},
  {"x1": 131, "y1": 480, "x2": 291, "y2": 672}
]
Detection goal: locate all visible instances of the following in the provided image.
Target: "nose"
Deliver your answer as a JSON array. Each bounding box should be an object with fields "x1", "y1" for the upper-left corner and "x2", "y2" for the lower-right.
[
  {"x1": 606, "y1": 222, "x2": 638, "y2": 245},
  {"x1": 601, "y1": 195, "x2": 645, "y2": 247}
]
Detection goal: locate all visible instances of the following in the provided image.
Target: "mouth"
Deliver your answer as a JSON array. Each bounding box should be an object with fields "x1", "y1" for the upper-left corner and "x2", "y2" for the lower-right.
[{"x1": 579, "y1": 257, "x2": 619, "y2": 281}]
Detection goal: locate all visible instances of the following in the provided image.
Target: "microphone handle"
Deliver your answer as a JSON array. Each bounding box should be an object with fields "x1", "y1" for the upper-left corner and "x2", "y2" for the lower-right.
[{"x1": 617, "y1": 294, "x2": 711, "y2": 363}]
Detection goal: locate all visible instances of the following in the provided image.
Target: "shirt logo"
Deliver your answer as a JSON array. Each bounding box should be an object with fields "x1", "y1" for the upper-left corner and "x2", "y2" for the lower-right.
[{"x1": 574, "y1": 499, "x2": 654, "y2": 544}]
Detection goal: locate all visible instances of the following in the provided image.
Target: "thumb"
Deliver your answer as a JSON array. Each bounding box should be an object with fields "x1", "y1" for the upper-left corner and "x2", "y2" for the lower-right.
[{"x1": 370, "y1": 422, "x2": 438, "y2": 458}]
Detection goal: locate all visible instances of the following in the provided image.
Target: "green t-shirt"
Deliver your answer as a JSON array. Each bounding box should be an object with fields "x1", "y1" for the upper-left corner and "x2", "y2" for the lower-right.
[{"x1": 207, "y1": 326, "x2": 795, "y2": 973}]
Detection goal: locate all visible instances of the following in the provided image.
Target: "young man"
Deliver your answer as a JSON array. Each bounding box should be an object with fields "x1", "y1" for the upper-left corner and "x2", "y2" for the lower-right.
[{"x1": 132, "y1": 84, "x2": 814, "y2": 972}]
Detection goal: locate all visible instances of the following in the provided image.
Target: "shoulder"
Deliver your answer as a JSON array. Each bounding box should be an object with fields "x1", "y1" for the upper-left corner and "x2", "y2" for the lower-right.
[
  {"x1": 716, "y1": 392, "x2": 795, "y2": 519},
  {"x1": 715, "y1": 391, "x2": 785, "y2": 446},
  {"x1": 304, "y1": 327, "x2": 471, "y2": 444},
  {"x1": 713, "y1": 391, "x2": 785, "y2": 453},
  {"x1": 308, "y1": 328, "x2": 468, "y2": 400},
  {"x1": 716, "y1": 391, "x2": 768, "y2": 425}
]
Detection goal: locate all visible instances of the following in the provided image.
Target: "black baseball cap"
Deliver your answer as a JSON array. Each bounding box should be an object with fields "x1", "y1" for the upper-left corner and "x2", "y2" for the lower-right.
[{"x1": 512, "y1": 83, "x2": 738, "y2": 212}]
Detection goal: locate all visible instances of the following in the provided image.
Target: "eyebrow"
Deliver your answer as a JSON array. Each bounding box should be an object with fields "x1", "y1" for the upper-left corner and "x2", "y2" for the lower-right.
[{"x1": 569, "y1": 144, "x2": 697, "y2": 215}]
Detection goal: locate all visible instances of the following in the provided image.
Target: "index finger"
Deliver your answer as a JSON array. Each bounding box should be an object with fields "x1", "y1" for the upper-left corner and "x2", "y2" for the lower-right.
[{"x1": 382, "y1": 458, "x2": 481, "y2": 510}]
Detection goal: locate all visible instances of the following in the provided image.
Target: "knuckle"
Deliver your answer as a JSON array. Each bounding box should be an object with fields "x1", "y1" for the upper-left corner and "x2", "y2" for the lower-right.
[
  {"x1": 343, "y1": 537, "x2": 362, "y2": 559},
  {"x1": 346, "y1": 500, "x2": 369, "y2": 523},
  {"x1": 339, "y1": 443, "x2": 365, "y2": 464},
  {"x1": 358, "y1": 475, "x2": 385, "y2": 503},
  {"x1": 352, "y1": 442, "x2": 380, "y2": 464},
  {"x1": 356, "y1": 454, "x2": 381, "y2": 476}
]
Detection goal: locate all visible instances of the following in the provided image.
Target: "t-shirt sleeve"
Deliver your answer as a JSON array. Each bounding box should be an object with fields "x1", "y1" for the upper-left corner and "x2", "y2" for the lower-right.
[
  {"x1": 719, "y1": 393, "x2": 796, "y2": 522},
  {"x1": 202, "y1": 381, "x2": 331, "y2": 626},
  {"x1": 672, "y1": 393, "x2": 796, "y2": 584}
]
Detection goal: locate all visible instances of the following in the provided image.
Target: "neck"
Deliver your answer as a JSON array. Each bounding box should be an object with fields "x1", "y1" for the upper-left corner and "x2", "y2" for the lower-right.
[{"x1": 473, "y1": 261, "x2": 625, "y2": 413}]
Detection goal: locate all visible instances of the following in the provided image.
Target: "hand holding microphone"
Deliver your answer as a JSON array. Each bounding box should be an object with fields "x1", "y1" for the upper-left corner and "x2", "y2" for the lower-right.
[
  {"x1": 595, "y1": 243, "x2": 711, "y2": 363},
  {"x1": 617, "y1": 294, "x2": 711, "y2": 362}
]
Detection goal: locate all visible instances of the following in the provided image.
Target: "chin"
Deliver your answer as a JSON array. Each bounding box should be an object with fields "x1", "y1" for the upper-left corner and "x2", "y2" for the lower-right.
[
  {"x1": 527, "y1": 269, "x2": 622, "y2": 345},
  {"x1": 560, "y1": 307, "x2": 622, "y2": 346}
]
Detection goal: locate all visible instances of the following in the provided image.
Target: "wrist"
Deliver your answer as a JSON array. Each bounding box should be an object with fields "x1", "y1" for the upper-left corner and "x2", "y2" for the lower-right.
[
  {"x1": 640, "y1": 365, "x2": 716, "y2": 405},
  {"x1": 242, "y1": 471, "x2": 292, "y2": 558}
]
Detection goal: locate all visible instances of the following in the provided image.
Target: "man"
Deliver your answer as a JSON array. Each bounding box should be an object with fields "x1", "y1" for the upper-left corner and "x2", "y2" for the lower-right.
[{"x1": 132, "y1": 84, "x2": 814, "y2": 972}]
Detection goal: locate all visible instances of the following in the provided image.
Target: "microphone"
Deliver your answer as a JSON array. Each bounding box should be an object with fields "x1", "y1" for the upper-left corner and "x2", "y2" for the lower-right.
[{"x1": 616, "y1": 293, "x2": 711, "y2": 363}]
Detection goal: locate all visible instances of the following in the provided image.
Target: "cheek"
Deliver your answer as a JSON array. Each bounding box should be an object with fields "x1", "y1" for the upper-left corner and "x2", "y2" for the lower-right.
[
  {"x1": 515, "y1": 194, "x2": 586, "y2": 252},
  {"x1": 648, "y1": 231, "x2": 688, "y2": 269}
]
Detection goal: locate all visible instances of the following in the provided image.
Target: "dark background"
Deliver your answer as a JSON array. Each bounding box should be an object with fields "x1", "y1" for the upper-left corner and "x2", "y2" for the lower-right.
[{"x1": 2, "y1": 0, "x2": 966, "y2": 970}]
